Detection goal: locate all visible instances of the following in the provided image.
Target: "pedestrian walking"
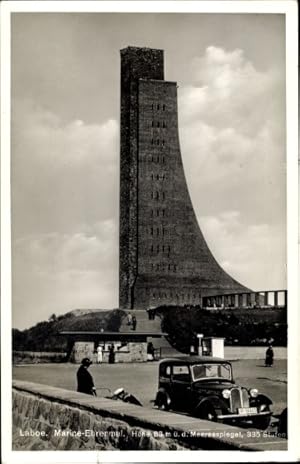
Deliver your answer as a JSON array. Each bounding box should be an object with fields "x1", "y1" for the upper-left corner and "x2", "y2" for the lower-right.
[
  {"x1": 132, "y1": 315, "x2": 137, "y2": 331},
  {"x1": 108, "y1": 344, "x2": 115, "y2": 364},
  {"x1": 127, "y1": 312, "x2": 132, "y2": 326},
  {"x1": 265, "y1": 345, "x2": 274, "y2": 367},
  {"x1": 97, "y1": 344, "x2": 103, "y2": 364},
  {"x1": 76, "y1": 358, "x2": 96, "y2": 395}
]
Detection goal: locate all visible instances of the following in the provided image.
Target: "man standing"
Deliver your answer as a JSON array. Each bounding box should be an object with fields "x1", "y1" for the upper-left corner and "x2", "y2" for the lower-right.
[
  {"x1": 76, "y1": 358, "x2": 97, "y2": 395},
  {"x1": 97, "y1": 344, "x2": 103, "y2": 364},
  {"x1": 265, "y1": 345, "x2": 274, "y2": 367}
]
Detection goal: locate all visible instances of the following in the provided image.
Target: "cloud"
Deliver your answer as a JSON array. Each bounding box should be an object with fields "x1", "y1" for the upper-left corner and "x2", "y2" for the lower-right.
[
  {"x1": 199, "y1": 211, "x2": 286, "y2": 291},
  {"x1": 13, "y1": 220, "x2": 118, "y2": 329},
  {"x1": 12, "y1": 99, "x2": 119, "y2": 236},
  {"x1": 178, "y1": 46, "x2": 286, "y2": 227}
]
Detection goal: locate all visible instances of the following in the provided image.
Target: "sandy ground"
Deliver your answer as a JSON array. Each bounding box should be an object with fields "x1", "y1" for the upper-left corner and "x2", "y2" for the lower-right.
[{"x1": 13, "y1": 358, "x2": 287, "y2": 416}]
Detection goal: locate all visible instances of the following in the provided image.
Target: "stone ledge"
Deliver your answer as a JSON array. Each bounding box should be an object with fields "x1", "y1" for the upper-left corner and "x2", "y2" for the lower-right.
[{"x1": 12, "y1": 380, "x2": 287, "y2": 451}]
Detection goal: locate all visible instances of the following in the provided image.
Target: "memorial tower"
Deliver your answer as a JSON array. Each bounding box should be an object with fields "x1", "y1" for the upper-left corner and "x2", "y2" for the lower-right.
[{"x1": 119, "y1": 46, "x2": 248, "y2": 309}]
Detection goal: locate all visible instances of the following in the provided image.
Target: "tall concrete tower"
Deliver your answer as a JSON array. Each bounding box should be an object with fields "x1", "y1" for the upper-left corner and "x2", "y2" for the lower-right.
[{"x1": 119, "y1": 46, "x2": 248, "y2": 310}]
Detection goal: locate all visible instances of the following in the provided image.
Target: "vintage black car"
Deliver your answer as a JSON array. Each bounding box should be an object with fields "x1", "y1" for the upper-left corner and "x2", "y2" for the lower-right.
[{"x1": 154, "y1": 356, "x2": 272, "y2": 429}]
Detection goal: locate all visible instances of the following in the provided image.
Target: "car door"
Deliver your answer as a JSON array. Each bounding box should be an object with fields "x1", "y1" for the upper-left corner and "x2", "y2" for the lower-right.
[{"x1": 170, "y1": 364, "x2": 193, "y2": 411}]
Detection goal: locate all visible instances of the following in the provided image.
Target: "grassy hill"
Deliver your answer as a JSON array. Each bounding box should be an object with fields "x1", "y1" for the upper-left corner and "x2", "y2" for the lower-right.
[{"x1": 13, "y1": 309, "x2": 126, "y2": 352}]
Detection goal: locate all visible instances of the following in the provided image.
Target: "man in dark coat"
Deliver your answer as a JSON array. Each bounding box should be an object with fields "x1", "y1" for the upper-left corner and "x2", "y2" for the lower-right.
[
  {"x1": 265, "y1": 345, "x2": 274, "y2": 367},
  {"x1": 77, "y1": 358, "x2": 97, "y2": 395}
]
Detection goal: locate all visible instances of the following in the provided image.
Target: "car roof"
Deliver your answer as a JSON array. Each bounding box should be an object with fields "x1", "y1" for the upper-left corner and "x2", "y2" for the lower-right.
[{"x1": 159, "y1": 356, "x2": 231, "y2": 365}]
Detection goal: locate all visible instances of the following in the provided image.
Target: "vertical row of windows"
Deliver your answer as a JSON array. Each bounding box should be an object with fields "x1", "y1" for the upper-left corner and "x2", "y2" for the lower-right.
[
  {"x1": 151, "y1": 173, "x2": 166, "y2": 181},
  {"x1": 151, "y1": 155, "x2": 165, "y2": 163},
  {"x1": 150, "y1": 263, "x2": 177, "y2": 272},
  {"x1": 150, "y1": 244, "x2": 171, "y2": 254},
  {"x1": 149, "y1": 227, "x2": 166, "y2": 236},
  {"x1": 151, "y1": 121, "x2": 167, "y2": 128},
  {"x1": 151, "y1": 191, "x2": 165, "y2": 200},
  {"x1": 151, "y1": 104, "x2": 166, "y2": 111},
  {"x1": 151, "y1": 139, "x2": 165, "y2": 146},
  {"x1": 150, "y1": 209, "x2": 166, "y2": 217}
]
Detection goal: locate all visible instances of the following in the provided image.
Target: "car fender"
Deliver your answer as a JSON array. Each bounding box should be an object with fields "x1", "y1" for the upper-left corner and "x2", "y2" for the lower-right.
[
  {"x1": 255, "y1": 393, "x2": 273, "y2": 406},
  {"x1": 155, "y1": 388, "x2": 171, "y2": 406},
  {"x1": 196, "y1": 396, "x2": 228, "y2": 412}
]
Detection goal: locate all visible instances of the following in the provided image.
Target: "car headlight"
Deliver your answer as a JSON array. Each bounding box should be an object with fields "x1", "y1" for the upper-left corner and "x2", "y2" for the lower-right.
[
  {"x1": 250, "y1": 388, "x2": 258, "y2": 398},
  {"x1": 222, "y1": 389, "x2": 231, "y2": 399}
]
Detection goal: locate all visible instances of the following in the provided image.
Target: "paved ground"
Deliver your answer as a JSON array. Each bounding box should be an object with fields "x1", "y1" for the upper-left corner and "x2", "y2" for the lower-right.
[{"x1": 13, "y1": 358, "x2": 286, "y2": 417}]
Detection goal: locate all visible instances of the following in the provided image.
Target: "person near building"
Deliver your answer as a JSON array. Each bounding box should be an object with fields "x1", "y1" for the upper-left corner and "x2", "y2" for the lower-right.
[
  {"x1": 132, "y1": 315, "x2": 137, "y2": 331},
  {"x1": 147, "y1": 342, "x2": 155, "y2": 361},
  {"x1": 97, "y1": 344, "x2": 103, "y2": 364},
  {"x1": 127, "y1": 312, "x2": 132, "y2": 326},
  {"x1": 108, "y1": 344, "x2": 115, "y2": 364},
  {"x1": 265, "y1": 344, "x2": 274, "y2": 367},
  {"x1": 76, "y1": 358, "x2": 97, "y2": 395}
]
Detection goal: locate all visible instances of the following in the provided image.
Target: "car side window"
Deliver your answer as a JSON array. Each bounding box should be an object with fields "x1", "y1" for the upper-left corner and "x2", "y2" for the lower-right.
[
  {"x1": 173, "y1": 365, "x2": 190, "y2": 382},
  {"x1": 160, "y1": 364, "x2": 171, "y2": 378}
]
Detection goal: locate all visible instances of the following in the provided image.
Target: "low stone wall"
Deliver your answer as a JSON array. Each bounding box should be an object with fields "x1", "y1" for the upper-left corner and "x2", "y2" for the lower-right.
[
  {"x1": 12, "y1": 380, "x2": 287, "y2": 451},
  {"x1": 13, "y1": 351, "x2": 67, "y2": 364},
  {"x1": 12, "y1": 381, "x2": 188, "y2": 451}
]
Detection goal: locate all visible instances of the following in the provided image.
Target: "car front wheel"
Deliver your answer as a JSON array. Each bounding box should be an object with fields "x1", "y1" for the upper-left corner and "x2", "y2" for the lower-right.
[
  {"x1": 197, "y1": 405, "x2": 218, "y2": 422},
  {"x1": 252, "y1": 406, "x2": 271, "y2": 430}
]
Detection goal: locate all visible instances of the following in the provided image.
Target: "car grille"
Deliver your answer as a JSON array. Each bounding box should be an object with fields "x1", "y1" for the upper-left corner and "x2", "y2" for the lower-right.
[{"x1": 229, "y1": 387, "x2": 250, "y2": 412}]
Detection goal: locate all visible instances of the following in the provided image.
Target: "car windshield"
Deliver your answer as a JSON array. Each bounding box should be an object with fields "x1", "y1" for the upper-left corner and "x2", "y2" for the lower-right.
[{"x1": 191, "y1": 363, "x2": 232, "y2": 381}]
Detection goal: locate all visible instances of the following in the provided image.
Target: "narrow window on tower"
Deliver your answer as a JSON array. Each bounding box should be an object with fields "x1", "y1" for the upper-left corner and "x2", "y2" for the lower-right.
[
  {"x1": 157, "y1": 139, "x2": 159, "y2": 145},
  {"x1": 174, "y1": 265, "x2": 177, "y2": 272},
  {"x1": 156, "y1": 209, "x2": 159, "y2": 216},
  {"x1": 150, "y1": 227, "x2": 153, "y2": 235},
  {"x1": 162, "y1": 140, "x2": 165, "y2": 146},
  {"x1": 162, "y1": 228, "x2": 165, "y2": 236},
  {"x1": 162, "y1": 209, "x2": 165, "y2": 216},
  {"x1": 151, "y1": 192, "x2": 153, "y2": 199},
  {"x1": 168, "y1": 264, "x2": 171, "y2": 270},
  {"x1": 156, "y1": 228, "x2": 159, "y2": 236},
  {"x1": 162, "y1": 192, "x2": 165, "y2": 200},
  {"x1": 150, "y1": 209, "x2": 153, "y2": 217},
  {"x1": 157, "y1": 104, "x2": 160, "y2": 110},
  {"x1": 151, "y1": 138, "x2": 154, "y2": 145},
  {"x1": 157, "y1": 174, "x2": 159, "y2": 180},
  {"x1": 162, "y1": 156, "x2": 165, "y2": 164},
  {"x1": 163, "y1": 121, "x2": 166, "y2": 128},
  {"x1": 157, "y1": 244, "x2": 160, "y2": 253},
  {"x1": 152, "y1": 121, "x2": 154, "y2": 127},
  {"x1": 151, "y1": 244, "x2": 154, "y2": 253},
  {"x1": 157, "y1": 122, "x2": 160, "y2": 128},
  {"x1": 156, "y1": 191, "x2": 159, "y2": 200},
  {"x1": 151, "y1": 104, "x2": 154, "y2": 110},
  {"x1": 163, "y1": 104, "x2": 165, "y2": 111}
]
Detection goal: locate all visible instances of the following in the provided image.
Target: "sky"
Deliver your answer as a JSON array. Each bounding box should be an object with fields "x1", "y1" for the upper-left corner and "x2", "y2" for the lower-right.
[{"x1": 11, "y1": 13, "x2": 286, "y2": 329}]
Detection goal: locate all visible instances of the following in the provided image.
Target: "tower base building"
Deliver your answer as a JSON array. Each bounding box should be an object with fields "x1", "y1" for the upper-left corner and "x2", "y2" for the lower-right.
[{"x1": 119, "y1": 46, "x2": 248, "y2": 310}]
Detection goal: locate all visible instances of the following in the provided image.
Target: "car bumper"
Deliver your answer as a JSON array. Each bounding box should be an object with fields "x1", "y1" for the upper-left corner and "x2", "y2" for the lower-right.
[{"x1": 217, "y1": 411, "x2": 271, "y2": 420}]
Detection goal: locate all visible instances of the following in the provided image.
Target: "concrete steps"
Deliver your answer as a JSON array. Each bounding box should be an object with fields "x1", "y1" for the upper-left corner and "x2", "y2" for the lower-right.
[
  {"x1": 119, "y1": 309, "x2": 182, "y2": 357},
  {"x1": 119, "y1": 309, "x2": 162, "y2": 333}
]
